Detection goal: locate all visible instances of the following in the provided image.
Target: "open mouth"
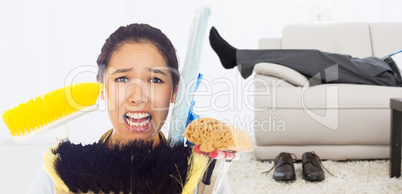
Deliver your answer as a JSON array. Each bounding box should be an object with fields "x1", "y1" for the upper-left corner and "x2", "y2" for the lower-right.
[{"x1": 123, "y1": 112, "x2": 152, "y2": 131}]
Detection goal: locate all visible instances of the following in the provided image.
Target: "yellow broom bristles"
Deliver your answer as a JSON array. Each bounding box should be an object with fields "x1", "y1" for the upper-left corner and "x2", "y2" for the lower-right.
[
  {"x1": 182, "y1": 149, "x2": 210, "y2": 194},
  {"x1": 2, "y1": 82, "x2": 103, "y2": 137},
  {"x1": 43, "y1": 144, "x2": 70, "y2": 193}
]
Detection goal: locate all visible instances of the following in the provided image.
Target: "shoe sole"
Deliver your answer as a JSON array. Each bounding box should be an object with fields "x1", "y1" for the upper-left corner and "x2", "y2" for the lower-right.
[
  {"x1": 273, "y1": 177, "x2": 296, "y2": 181},
  {"x1": 303, "y1": 177, "x2": 324, "y2": 182}
]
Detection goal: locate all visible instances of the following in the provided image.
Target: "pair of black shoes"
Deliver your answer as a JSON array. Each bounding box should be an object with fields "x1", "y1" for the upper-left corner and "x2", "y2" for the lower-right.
[{"x1": 263, "y1": 152, "x2": 332, "y2": 182}]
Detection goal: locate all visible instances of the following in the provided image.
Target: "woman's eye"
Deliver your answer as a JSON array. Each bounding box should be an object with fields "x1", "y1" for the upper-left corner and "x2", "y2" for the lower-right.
[
  {"x1": 149, "y1": 77, "x2": 163, "y2": 83},
  {"x1": 115, "y1": 77, "x2": 128, "y2": 83}
]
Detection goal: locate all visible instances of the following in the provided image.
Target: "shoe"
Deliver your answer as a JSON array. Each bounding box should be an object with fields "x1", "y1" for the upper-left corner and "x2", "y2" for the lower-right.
[
  {"x1": 263, "y1": 152, "x2": 296, "y2": 181},
  {"x1": 302, "y1": 152, "x2": 327, "y2": 181}
]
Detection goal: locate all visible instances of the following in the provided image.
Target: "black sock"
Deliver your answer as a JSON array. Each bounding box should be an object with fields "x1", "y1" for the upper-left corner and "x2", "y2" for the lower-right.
[{"x1": 209, "y1": 27, "x2": 237, "y2": 69}]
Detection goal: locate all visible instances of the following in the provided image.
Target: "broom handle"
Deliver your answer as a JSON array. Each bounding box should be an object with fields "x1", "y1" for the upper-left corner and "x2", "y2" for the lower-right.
[
  {"x1": 53, "y1": 123, "x2": 69, "y2": 141},
  {"x1": 202, "y1": 158, "x2": 216, "y2": 185}
]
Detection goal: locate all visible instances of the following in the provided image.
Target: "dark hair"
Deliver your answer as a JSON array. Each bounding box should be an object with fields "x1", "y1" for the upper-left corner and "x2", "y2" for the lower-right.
[{"x1": 96, "y1": 23, "x2": 180, "y2": 89}]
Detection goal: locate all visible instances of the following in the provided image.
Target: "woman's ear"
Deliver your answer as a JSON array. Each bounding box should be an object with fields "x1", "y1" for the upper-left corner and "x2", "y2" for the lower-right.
[
  {"x1": 100, "y1": 87, "x2": 105, "y2": 101},
  {"x1": 170, "y1": 87, "x2": 178, "y2": 103}
]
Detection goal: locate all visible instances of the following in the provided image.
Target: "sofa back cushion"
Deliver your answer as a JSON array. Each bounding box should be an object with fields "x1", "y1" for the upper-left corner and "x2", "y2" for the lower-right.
[
  {"x1": 281, "y1": 23, "x2": 372, "y2": 58},
  {"x1": 369, "y1": 23, "x2": 402, "y2": 58}
]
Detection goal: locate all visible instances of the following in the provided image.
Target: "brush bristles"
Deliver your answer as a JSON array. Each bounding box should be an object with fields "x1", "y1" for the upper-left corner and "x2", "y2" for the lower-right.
[
  {"x1": 44, "y1": 140, "x2": 193, "y2": 193},
  {"x1": 2, "y1": 82, "x2": 103, "y2": 137}
]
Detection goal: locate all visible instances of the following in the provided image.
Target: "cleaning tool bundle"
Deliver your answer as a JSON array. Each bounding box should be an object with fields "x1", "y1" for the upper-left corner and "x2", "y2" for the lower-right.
[
  {"x1": 2, "y1": 82, "x2": 103, "y2": 141},
  {"x1": 42, "y1": 117, "x2": 252, "y2": 194}
]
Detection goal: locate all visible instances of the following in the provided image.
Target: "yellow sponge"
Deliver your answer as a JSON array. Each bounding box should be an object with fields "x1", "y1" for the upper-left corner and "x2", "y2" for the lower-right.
[
  {"x1": 2, "y1": 82, "x2": 102, "y2": 138},
  {"x1": 182, "y1": 117, "x2": 253, "y2": 153}
]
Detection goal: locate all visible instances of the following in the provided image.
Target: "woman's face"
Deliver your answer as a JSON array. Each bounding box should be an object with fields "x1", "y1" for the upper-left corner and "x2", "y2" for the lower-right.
[{"x1": 100, "y1": 42, "x2": 176, "y2": 144}]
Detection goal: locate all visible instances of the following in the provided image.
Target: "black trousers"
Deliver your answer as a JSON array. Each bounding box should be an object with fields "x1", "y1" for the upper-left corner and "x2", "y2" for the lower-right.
[{"x1": 237, "y1": 49, "x2": 398, "y2": 86}]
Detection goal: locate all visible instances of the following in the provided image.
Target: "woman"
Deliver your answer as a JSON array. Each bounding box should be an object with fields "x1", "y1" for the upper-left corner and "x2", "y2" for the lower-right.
[
  {"x1": 96, "y1": 23, "x2": 179, "y2": 146},
  {"x1": 28, "y1": 23, "x2": 180, "y2": 193}
]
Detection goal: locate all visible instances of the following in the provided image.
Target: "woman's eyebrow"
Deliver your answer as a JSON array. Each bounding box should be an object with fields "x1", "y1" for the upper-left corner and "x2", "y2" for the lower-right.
[
  {"x1": 149, "y1": 68, "x2": 168, "y2": 76},
  {"x1": 110, "y1": 68, "x2": 133, "y2": 75}
]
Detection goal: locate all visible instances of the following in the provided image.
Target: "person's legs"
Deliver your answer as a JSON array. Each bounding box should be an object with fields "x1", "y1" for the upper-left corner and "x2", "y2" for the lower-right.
[
  {"x1": 236, "y1": 49, "x2": 337, "y2": 80},
  {"x1": 238, "y1": 49, "x2": 398, "y2": 86},
  {"x1": 209, "y1": 27, "x2": 398, "y2": 86}
]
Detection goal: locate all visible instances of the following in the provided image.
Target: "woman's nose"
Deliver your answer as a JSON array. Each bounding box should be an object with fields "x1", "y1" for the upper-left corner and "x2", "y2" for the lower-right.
[{"x1": 126, "y1": 82, "x2": 148, "y2": 106}]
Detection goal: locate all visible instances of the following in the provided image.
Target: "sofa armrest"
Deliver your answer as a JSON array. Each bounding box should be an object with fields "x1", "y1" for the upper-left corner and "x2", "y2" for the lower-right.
[{"x1": 253, "y1": 63, "x2": 309, "y2": 87}]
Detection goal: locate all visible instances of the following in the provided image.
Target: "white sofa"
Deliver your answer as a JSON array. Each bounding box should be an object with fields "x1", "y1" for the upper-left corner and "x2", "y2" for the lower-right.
[{"x1": 252, "y1": 23, "x2": 402, "y2": 160}]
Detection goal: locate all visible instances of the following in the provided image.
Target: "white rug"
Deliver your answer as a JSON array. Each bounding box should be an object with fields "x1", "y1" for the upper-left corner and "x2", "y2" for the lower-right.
[{"x1": 226, "y1": 152, "x2": 402, "y2": 193}]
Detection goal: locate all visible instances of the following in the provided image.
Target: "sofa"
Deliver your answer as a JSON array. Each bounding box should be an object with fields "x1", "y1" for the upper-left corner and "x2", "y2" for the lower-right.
[{"x1": 252, "y1": 23, "x2": 402, "y2": 160}]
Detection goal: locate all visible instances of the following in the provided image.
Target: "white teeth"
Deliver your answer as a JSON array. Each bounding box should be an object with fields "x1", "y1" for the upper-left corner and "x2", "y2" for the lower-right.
[
  {"x1": 125, "y1": 112, "x2": 150, "y2": 119},
  {"x1": 125, "y1": 117, "x2": 150, "y2": 127},
  {"x1": 125, "y1": 112, "x2": 151, "y2": 127}
]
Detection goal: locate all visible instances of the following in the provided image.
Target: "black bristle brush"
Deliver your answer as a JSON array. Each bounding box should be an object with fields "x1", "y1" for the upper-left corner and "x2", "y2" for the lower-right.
[{"x1": 44, "y1": 140, "x2": 200, "y2": 194}]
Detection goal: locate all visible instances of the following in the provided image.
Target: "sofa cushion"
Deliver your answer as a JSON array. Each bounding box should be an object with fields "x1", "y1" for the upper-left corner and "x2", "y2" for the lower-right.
[
  {"x1": 254, "y1": 83, "x2": 402, "y2": 109},
  {"x1": 254, "y1": 108, "x2": 391, "y2": 146},
  {"x1": 281, "y1": 23, "x2": 373, "y2": 58},
  {"x1": 369, "y1": 23, "x2": 402, "y2": 58}
]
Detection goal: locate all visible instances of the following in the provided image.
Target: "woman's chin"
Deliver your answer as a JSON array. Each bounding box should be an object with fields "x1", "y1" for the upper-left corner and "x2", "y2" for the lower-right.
[{"x1": 118, "y1": 123, "x2": 157, "y2": 142}]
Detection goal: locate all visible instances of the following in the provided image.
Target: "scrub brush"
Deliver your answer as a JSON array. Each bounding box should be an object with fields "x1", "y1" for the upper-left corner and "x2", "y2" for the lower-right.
[{"x1": 2, "y1": 82, "x2": 103, "y2": 141}]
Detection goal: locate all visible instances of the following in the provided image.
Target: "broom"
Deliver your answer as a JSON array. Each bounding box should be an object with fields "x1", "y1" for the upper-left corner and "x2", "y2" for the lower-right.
[{"x1": 2, "y1": 82, "x2": 103, "y2": 141}]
